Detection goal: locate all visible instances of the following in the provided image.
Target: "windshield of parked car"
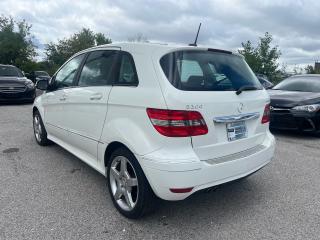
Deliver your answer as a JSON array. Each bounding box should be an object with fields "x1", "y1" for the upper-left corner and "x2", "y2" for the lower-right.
[
  {"x1": 273, "y1": 76, "x2": 320, "y2": 92},
  {"x1": 160, "y1": 50, "x2": 262, "y2": 91},
  {"x1": 0, "y1": 66, "x2": 23, "y2": 77},
  {"x1": 35, "y1": 71, "x2": 49, "y2": 77}
]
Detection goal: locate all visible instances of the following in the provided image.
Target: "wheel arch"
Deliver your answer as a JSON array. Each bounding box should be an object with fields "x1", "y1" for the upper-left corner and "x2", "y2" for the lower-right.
[
  {"x1": 104, "y1": 141, "x2": 133, "y2": 167},
  {"x1": 32, "y1": 106, "x2": 39, "y2": 115}
]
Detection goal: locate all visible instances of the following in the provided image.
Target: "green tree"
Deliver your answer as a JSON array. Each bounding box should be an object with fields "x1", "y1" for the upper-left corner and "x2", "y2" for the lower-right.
[
  {"x1": 45, "y1": 28, "x2": 111, "y2": 73},
  {"x1": 95, "y1": 32, "x2": 112, "y2": 46},
  {"x1": 0, "y1": 15, "x2": 36, "y2": 70},
  {"x1": 239, "y1": 32, "x2": 281, "y2": 83},
  {"x1": 305, "y1": 64, "x2": 320, "y2": 74}
]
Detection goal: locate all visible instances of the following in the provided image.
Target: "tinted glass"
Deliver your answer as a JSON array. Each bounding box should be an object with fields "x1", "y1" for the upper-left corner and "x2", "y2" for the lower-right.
[
  {"x1": 78, "y1": 50, "x2": 117, "y2": 87},
  {"x1": 273, "y1": 76, "x2": 320, "y2": 92},
  {"x1": 117, "y1": 52, "x2": 138, "y2": 85},
  {"x1": 35, "y1": 71, "x2": 49, "y2": 77},
  {"x1": 258, "y1": 77, "x2": 273, "y2": 89},
  {"x1": 0, "y1": 66, "x2": 23, "y2": 77},
  {"x1": 54, "y1": 54, "x2": 85, "y2": 89},
  {"x1": 160, "y1": 50, "x2": 262, "y2": 91}
]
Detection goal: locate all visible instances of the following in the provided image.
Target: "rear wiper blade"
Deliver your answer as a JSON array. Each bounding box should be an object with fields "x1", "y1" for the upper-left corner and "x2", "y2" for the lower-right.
[{"x1": 236, "y1": 85, "x2": 260, "y2": 95}]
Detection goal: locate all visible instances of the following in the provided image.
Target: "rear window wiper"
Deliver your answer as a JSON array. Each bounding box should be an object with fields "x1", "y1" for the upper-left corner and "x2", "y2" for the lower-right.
[{"x1": 236, "y1": 85, "x2": 260, "y2": 95}]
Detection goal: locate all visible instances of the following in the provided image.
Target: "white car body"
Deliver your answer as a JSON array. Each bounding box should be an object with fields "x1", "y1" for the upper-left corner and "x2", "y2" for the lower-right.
[{"x1": 33, "y1": 42, "x2": 275, "y2": 201}]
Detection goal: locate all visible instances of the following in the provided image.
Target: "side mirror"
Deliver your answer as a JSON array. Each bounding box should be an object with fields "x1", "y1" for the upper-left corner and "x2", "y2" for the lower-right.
[{"x1": 36, "y1": 79, "x2": 49, "y2": 90}]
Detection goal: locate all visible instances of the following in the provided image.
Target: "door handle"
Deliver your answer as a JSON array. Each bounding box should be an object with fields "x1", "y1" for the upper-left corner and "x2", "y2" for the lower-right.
[
  {"x1": 59, "y1": 94, "x2": 67, "y2": 101},
  {"x1": 90, "y1": 93, "x2": 103, "y2": 100}
]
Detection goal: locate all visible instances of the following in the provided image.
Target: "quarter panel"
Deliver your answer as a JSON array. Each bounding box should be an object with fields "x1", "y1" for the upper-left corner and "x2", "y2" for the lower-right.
[{"x1": 99, "y1": 50, "x2": 193, "y2": 159}]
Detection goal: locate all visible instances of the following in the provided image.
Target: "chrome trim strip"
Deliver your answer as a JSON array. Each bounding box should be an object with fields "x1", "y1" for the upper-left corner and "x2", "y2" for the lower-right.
[
  {"x1": 204, "y1": 144, "x2": 266, "y2": 165},
  {"x1": 213, "y1": 112, "x2": 260, "y2": 123},
  {"x1": 270, "y1": 107, "x2": 289, "y2": 111},
  {"x1": 46, "y1": 122, "x2": 103, "y2": 143},
  {"x1": 68, "y1": 129, "x2": 99, "y2": 142}
]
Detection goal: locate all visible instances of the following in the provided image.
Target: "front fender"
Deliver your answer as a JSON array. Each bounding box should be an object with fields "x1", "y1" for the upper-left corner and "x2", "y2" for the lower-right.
[{"x1": 33, "y1": 94, "x2": 46, "y2": 120}]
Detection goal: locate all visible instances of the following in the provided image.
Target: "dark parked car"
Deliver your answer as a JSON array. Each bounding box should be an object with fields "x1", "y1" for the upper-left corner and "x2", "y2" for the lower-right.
[
  {"x1": 0, "y1": 64, "x2": 36, "y2": 103},
  {"x1": 28, "y1": 71, "x2": 50, "y2": 83},
  {"x1": 268, "y1": 74, "x2": 320, "y2": 134}
]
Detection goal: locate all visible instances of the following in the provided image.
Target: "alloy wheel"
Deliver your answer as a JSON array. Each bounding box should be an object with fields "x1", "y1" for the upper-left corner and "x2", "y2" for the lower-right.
[
  {"x1": 33, "y1": 114, "x2": 42, "y2": 142},
  {"x1": 109, "y1": 156, "x2": 139, "y2": 211}
]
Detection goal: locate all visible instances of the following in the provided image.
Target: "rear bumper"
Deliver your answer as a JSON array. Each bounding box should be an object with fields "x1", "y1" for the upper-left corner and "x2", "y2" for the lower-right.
[
  {"x1": 270, "y1": 110, "x2": 320, "y2": 132},
  {"x1": 138, "y1": 132, "x2": 275, "y2": 201},
  {"x1": 0, "y1": 88, "x2": 36, "y2": 103}
]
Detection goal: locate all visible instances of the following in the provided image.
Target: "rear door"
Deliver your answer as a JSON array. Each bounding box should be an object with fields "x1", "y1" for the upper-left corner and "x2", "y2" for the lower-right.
[
  {"x1": 157, "y1": 49, "x2": 270, "y2": 160},
  {"x1": 62, "y1": 50, "x2": 119, "y2": 161}
]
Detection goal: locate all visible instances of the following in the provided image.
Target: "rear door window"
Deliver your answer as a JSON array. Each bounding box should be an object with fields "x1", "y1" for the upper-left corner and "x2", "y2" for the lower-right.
[
  {"x1": 160, "y1": 50, "x2": 262, "y2": 91},
  {"x1": 78, "y1": 50, "x2": 117, "y2": 87}
]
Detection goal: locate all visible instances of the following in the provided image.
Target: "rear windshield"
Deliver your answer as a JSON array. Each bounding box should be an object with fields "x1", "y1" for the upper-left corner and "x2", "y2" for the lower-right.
[
  {"x1": 160, "y1": 50, "x2": 262, "y2": 91},
  {"x1": 273, "y1": 76, "x2": 320, "y2": 92},
  {"x1": 0, "y1": 66, "x2": 23, "y2": 77}
]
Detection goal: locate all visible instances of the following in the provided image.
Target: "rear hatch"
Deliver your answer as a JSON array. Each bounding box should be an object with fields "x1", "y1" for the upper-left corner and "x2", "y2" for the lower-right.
[{"x1": 156, "y1": 48, "x2": 270, "y2": 160}]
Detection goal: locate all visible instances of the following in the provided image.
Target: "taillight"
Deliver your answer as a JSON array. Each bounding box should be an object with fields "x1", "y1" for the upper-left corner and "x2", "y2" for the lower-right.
[
  {"x1": 261, "y1": 104, "x2": 270, "y2": 124},
  {"x1": 146, "y1": 108, "x2": 208, "y2": 137}
]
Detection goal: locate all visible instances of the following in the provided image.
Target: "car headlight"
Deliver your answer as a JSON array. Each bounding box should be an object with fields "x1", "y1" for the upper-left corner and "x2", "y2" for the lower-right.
[
  {"x1": 25, "y1": 80, "x2": 35, "y2": 89},
  {"x1": 292, "y1": 104, "x2": 320, "y2": 113}
]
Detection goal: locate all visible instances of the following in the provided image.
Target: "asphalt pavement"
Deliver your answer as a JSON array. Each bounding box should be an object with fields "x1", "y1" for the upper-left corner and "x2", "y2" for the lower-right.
[{"x1": 0, "y1": 103, "x2": 320, "y2": 240}]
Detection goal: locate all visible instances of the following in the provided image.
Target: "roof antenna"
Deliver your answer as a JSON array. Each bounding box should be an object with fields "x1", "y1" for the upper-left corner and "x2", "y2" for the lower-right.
[{"x1": 189, "y1": 23, "x2": 202, "y2": 47}]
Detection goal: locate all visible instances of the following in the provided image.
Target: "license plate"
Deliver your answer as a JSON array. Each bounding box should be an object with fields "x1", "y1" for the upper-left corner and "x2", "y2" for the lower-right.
[{"x1": 226, "y1": 121, "x2": 247, "y2": 141}]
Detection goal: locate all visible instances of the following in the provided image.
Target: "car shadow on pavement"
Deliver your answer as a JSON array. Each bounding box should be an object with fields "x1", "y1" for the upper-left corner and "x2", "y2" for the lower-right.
[
  {"x1": 143, "y1": 177, "x2": 268, "y2": 224},
  {"x1": 0, "y1": 102, "x2": 34, "y2": 106}
]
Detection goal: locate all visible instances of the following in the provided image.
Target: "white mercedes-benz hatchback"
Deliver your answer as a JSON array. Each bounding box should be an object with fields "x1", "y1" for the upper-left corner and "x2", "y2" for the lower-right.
[{"x1": 33, "y1": 42, "x2": 275, "y2": 218}]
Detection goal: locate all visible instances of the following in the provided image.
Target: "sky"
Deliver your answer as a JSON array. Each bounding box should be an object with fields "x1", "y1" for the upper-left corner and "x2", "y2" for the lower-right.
[{"x1": 1, "y1": 0, "x2": 319, "y2": 70}]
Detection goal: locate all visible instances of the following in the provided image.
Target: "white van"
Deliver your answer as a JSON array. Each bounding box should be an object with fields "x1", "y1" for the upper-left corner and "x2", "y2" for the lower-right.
[{"x1": 33, "y1": 43, "x2": 275, "y2": 218}]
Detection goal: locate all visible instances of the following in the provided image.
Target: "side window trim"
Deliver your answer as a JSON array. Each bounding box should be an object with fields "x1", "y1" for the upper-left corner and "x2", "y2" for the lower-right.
[
  {"x1": 113, "y1": 51, "x2": 139, "y2": 87},
  {"x1": 74, "y1": 52, "x2": 90, "y2": 86}
]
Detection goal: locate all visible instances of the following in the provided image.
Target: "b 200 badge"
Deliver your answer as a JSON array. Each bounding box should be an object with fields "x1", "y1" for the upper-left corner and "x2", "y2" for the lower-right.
[{"x1": 186, "y1": 104, "x2": 203, "y2": 110}]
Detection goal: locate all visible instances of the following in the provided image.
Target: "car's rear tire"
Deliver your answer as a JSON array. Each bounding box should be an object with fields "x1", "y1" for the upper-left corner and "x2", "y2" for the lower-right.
[
  {"x1": 106, "y1": 147, "x2": 156, "y2": 219},
  {"x1": 33, "y1": 110, "x2": 51, "y2": 146}
]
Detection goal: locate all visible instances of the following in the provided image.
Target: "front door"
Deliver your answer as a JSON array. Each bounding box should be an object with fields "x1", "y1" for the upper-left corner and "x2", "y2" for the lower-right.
[{"x1": 44, "y1": 54, "x2": 86, "y2": 141}]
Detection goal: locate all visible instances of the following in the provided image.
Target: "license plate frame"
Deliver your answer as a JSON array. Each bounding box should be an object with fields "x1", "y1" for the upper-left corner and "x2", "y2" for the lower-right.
[{"x1": 226, "y1": 121, "x2": 247, "y2": 141}]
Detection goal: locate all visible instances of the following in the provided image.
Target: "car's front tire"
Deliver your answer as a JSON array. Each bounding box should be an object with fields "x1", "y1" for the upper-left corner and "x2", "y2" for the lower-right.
[
  {"x1": 107, "y1": 147, "x2": 156, "y2": 219},
  {"x1": 33, "y1": 110, "x2": 50, "y2": 146}
]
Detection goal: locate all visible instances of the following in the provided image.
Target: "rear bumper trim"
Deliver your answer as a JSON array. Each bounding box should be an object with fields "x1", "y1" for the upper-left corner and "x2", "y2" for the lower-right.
[{"x1": 204, "y1": 144, "x2": 266, "y2": 165}]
